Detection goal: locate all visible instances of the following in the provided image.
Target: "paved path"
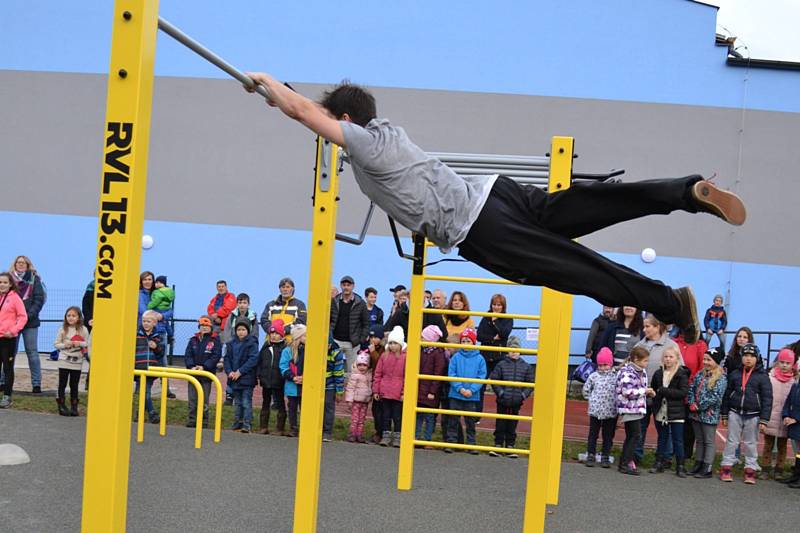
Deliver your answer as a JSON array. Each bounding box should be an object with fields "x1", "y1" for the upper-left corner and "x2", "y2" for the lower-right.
[{"x1": 1, "y1": 410, "x2": 796, "y2": 533}]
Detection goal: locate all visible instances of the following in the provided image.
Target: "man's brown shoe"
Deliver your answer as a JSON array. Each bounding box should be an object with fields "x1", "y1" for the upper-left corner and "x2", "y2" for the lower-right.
[
  {"x1": 692, "y1": 180, "x2": 746, "y2": 226},
  {"x1": 673, "y1": 286, "x2": 699, "y2": 343}
]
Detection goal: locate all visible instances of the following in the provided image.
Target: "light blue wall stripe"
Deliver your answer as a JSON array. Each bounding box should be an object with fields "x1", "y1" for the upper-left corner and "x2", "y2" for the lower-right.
[
  {"x1": 2, "y1": 0, "x2": 799, "y2": 113},
  {"x1": 3, "y1": 211, "x2": 797, "y2": 362}
]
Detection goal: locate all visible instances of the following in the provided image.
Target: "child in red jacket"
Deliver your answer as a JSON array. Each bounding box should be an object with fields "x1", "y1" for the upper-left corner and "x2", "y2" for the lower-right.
[{"x1": 374, "y1": 326, "x2": 407, "y2": 447}]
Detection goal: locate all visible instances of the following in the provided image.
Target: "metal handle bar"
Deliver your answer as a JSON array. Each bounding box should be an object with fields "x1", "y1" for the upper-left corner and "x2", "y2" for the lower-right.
[
  {"x1": 335, "y1": 202, "x2": 375, "y2": 245},
  {"x1": 157, "y1": 17, "x2": 272, "y2": 100}
]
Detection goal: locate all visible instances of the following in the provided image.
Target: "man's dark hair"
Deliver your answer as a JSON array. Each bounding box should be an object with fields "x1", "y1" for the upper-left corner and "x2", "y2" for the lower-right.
[
  {"x1": 216, "y1": 280, "x2": 227, "y2": 286},
  {"x1": 364, "y1": 287, "x2": 377, "y2": 297},
  {"x1": 320, "y1": 81, "x2": 377, "y2": 127},
  {"x1": 237, "y1": 293, "x2": 250, "y2": 303}
]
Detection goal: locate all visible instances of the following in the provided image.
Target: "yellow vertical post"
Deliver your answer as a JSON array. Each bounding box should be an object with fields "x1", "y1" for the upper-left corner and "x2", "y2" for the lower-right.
[
  {"x1": 522, "y1": 136, "x2": 574, "y2": 533},
  {"x1": 292, "y1": 137, "x2": 340, "y2": 533},
  {"x1": 397, "y1": 234, "x2": 427, "y2": 490},
  {"x1": 81, "y1": 3, "x2": 160, "y2": 531},
  {"x1": 160, "y1": 377, "x2": 168, "y2": 436},
  {"x1": 543, "y1": 138, "x2": 575, "y2": 505}
]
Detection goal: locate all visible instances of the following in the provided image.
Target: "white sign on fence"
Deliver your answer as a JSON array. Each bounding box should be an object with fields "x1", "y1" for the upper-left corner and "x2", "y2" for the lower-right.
[{"x1": 526, "y1": 328, "x2": 539, "y2": 342}]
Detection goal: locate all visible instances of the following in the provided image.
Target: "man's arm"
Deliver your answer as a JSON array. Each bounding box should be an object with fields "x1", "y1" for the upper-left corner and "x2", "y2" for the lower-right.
[{"x1": 246, "y1": 72, "x2": 346, "y2": 148}]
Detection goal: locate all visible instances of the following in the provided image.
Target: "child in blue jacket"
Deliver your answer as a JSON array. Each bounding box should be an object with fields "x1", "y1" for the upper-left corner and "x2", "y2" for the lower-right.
[
  {"x1": 444, "y1": 328, "x2": 486, "y2": 454},
  {"x1": 779, "y1": 377, "x2": 800, "y2": 487},
  {"x1": 184, "y1": 315, "x2": 221, "y2": 428},
  {"x1": 322, "y1": 334, "x2": 345, "y2": 441},
  {"x1": 280, "y1": 324, "x2": 307, "y2": 437},
  {"x1": 224, "y1": 320, "x2": 260, "y2": 432}
]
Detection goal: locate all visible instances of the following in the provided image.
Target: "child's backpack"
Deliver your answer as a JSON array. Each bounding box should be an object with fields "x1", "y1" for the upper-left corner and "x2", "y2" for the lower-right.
[{"x1": 571, "y1": 359, "x2": 596, "y2": 384}]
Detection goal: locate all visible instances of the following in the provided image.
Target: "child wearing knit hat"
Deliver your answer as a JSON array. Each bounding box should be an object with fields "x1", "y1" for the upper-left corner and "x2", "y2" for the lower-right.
[
  {"x1": 416, "y1": 325, "x2": 447, "y2": 446},
  {"x1": 373, "y1": 326, "x2": 407, "y2": 447},
  {"x1": 345, "y1": 351, "x2": 373, "y2": 443},
  {"x1": 686, "y1": 347, "x2": 727, "y2": 478},
  {"x1": 760, "y1": 348, "x2": 798, "y2": 479},
  {"x1": 581, "y1": 347, "x2": 618, "y2": 467},
  {"x1": 720, "y1": 343, "x2": 773, "y2": 484},
  {"x1": 443, "y1": 327, "x2": 486, "y2": 454}
]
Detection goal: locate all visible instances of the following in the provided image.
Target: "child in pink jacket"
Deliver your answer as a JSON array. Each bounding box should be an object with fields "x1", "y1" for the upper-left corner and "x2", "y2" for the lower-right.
[
  {"x1": 0, "y1": 272, "x2": 29, "y2": 408},
  {"x1": 373, "y1": 326, "x2": 407, "y2": 447},
  {"x1": 760, "y1": 348, "x2": 798, "y2": 479},
  {"x1": 345, "y1": 351, "x2": 373, "y2": 443}
]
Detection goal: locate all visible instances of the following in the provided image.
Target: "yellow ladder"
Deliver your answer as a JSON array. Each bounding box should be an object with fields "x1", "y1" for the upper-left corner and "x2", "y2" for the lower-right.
[{"x1": 397, "y1": 137, "x2": 575, "y2": 533}]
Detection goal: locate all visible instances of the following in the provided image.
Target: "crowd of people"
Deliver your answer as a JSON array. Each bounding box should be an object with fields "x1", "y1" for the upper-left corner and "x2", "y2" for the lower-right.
[
  {"x1": 580, "y1": 297, "x2": 800, "y2": 490},
  {"x1": 1, "y1": 256, "x2": 799, "y2": 491}
]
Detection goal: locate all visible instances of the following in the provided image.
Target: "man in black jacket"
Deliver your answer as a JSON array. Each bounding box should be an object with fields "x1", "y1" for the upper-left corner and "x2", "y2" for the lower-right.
[
  {"x1": 330, "y1": 276, "x2": 370, "y2": 373},
  {"x1": 719, "y1": 343, "x2": 773, "y2": 484},
  {"x1": 584, "y1": 305, "x2": 614, "y2": 361}
]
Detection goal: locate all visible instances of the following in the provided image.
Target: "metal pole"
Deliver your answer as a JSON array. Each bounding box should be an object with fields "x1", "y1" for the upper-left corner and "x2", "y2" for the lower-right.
[
  {"x1": 157, "y1": 17, "x2": 271, "y2": 100},
  {"x1": 428, "y1": 152, "x2": 550, "y2": 166}
]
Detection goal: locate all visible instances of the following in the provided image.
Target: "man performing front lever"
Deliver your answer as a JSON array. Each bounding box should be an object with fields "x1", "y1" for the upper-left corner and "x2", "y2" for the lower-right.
[{"x1": 244, "y1": 74, "x2": 747, "y2": 343}]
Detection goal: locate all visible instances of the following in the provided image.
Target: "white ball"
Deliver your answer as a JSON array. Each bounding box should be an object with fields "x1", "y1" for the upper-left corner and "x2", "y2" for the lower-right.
[
  {"x1": 142, "y1": 234, "x2": 154, "y2": 250},
  {"x1": 641, "y1": 247, "x2": 656, "y2": 263}
]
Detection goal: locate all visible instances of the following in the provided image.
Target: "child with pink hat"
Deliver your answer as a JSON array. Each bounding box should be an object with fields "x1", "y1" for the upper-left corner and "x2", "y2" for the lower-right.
[
  {"x1": 417, "y1": 325, "x2": 447, "y2": 446},
  {"x1": 760, "y1": 348, "x2": 798, "y2": 479},
  {"x1": 582, "y1": 347, "x2": 618, "y2": 467}
]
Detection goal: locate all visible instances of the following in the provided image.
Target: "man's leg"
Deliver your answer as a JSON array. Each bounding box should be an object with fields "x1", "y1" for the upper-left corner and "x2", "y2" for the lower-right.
[
  {"x1": 512, "y1": 174, "x2": 742, "y2": 239},
  {"x1": 335, "y1": 339, "x2": 355, "y2": 375},
  {"x1": 460, "y1": 180, "x2": 687, "y2": 323}
]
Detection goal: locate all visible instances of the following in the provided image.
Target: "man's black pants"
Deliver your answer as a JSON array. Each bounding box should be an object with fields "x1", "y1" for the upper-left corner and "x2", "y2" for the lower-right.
[{"x1": 458, "y1": 175, "x2": 703, "y2": 323}]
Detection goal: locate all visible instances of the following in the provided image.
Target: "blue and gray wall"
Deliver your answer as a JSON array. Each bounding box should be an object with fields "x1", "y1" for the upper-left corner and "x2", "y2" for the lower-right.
[{"x1": 2, "y1": 0, "x2": 799, "y2": 355}]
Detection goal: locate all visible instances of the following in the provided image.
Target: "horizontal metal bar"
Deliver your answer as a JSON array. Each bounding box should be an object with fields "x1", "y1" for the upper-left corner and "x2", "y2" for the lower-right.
[
  {"x1": 445, "y1": 160, "x2": 550, "y2": 170},
  {"x1": 415, "y1": 406, "x2": 533, "y2": 422},
  {"x1": 421, "y1": 341, "x2": 538, "y2": 355},
  {"x1": 428, "y1": 152, "x2": 550, "y2": 166},
  {"x1": 447, "y1": 167, "x2": 549, "y2": 178},
  {"x1": 158, "y1": 17, "x2": 270, "y2": 100},
  {"x1": 418, "y1": 373, "x2": 535, "y2": 388},
  {"x1": 422, "y1": 308, "x2": 540, "y2": 321},
  {"x1": 414, "y1": 439, "x2": 530, "y2": 456},
  {"x1": 423, "y1": 274, "x2": 518, "y2": 286}
]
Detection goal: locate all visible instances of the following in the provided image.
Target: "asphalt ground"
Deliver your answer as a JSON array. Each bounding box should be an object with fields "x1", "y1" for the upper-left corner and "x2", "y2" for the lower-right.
[{"x1": 1, "y1": 410, "x2": 797, "y2": 533}]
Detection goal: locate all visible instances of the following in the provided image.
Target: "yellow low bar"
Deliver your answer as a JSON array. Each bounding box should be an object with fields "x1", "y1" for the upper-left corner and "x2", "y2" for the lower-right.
[
  {"x1": 421, "y1": 341, "x2": 537, "y2": 355},
  {"x1": 423, "y1": 308, "x2": 540, "y2": 321},
  {"x1": 415, "y1": 439, "x2": 530, "y2": 456},
  {"x1": 415, "y1": 406, "x2": 532, "y2": 422},
  {"x1": 418, "y1": 373, "x2": 535, "y2": 388},
  {"x1": 133, "y1": 369, "x2": 204, "y2": 449},
  {"x1": 150, "y1": 366, "x2": 223, "y2": 443},
  {"x1": 423, "y1": 274, "x2": 518, "y2": 286}
]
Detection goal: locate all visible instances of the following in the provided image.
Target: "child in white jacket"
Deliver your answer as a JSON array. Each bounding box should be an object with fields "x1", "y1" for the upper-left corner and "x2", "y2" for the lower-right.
[{"x1": 582, "y1": 347, "x2": 618, "y2": 467}]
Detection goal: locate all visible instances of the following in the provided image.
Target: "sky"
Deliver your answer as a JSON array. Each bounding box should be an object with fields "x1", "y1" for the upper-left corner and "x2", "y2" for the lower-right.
[{"x1": 710, "y1": 0, "x2": 800, "y2": 61}]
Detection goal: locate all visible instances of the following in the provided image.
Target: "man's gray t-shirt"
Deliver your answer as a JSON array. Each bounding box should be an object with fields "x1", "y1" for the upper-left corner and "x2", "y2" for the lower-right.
[{"x1": 340, "y1": 119, "x2": 497, "y2": 251}]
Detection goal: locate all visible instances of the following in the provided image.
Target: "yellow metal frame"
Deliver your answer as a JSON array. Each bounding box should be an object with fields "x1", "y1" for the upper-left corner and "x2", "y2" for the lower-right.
[
  {"x1": 150, "y1": 366, "x2": 224, "y2": 443},
  {"x1": 396, "y1": 136, "x2": 575, "y2": 533},
  {"x1": 133, "y1": 369, "x2": 205, "y2": 449},
  {"x1": 82, "y1": 2, "x2": 160, "y2": 532},
  {"x1": 85, "y1": 2, "x2": 341, "y2": 529},
  {"x1": 292, "y1": 136, "x2": 341, "y2": 533}
]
